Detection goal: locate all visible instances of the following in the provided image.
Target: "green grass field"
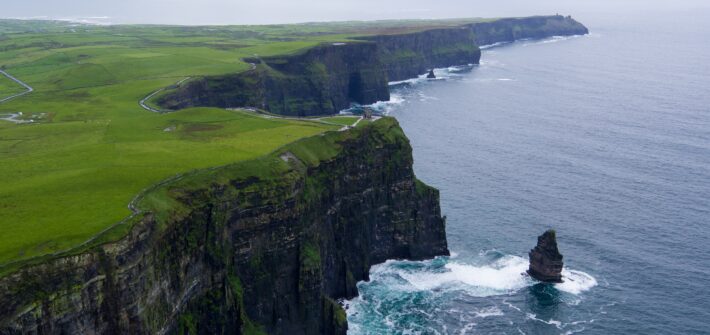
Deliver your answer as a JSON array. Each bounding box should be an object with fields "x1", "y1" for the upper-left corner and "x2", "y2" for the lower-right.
[
  {"x1": 0, "y1": 74, "x2": 25, "y2": 98},
  {"x1": 0, "y1": 18, "x2": 484, "y2": 269}
]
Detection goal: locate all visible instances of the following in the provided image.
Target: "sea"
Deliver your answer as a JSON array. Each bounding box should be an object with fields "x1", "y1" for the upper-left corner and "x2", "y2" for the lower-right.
[{"x1": 344, "y1": 8, "x2": 710, "y2": 335}]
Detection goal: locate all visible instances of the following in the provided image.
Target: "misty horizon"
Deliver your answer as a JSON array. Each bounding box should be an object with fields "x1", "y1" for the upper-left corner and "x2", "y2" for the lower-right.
[{"x1": 3, "y1": 0, "x2": 709, "y2": 26}]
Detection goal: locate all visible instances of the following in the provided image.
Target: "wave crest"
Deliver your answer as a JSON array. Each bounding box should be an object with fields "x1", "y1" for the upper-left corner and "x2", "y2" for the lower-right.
[{"x1": 366, "y1": 255, "x2": 597, "y2": 297}]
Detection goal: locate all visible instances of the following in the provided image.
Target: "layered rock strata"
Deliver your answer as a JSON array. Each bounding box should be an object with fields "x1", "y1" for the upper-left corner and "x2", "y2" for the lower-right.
[{"x1": 527, "y1": 230, "x2": 564, "y2": 283}]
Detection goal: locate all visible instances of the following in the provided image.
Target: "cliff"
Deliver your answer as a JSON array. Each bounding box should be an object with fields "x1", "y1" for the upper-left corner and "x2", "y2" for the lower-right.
[
  {"x1": 157, "y1": 15, "x2": 587, "y2": 116},
  {"x1": 356, "y1": 27, "x2": 481, "y2": 82},
  {"x1": 158, "y1": 42, "x2": 390, "y2": 117},
  {"x1": 0, "y1": 118, "x2": 449, "y2": 334},
  {"x1": 468, "y1": 15, "x2": 589, "y2": 46}
]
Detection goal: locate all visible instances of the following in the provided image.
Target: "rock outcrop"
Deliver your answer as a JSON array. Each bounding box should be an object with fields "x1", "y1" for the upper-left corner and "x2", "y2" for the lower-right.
[
  {"x1": 527, "y1": 230, "x2": 564, "y2": 283},
  {"x1": 0, "y1": 118, "x2": 449, "y2": 334},
  {"x1": 157, "y1": 15, "x2": 588, "y2": 116}
]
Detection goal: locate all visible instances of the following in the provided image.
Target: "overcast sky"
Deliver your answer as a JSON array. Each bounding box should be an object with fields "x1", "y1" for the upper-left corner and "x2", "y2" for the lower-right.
[{"x1": 3, "y1": 0, "x2": 709, "y2": 25}]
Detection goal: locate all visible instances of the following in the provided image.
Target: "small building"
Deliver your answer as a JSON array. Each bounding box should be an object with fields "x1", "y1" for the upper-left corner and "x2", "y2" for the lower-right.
[{"x1": 363, "y1": 108, "x2": 373, "y2": 119}]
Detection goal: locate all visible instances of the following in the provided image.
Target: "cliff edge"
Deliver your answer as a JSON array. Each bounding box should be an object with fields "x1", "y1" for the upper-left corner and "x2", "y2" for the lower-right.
[
  {"x1": 0, "y1": 118, "x2": 448, "y2": 334},
  {"x1": 157, "y1": 15, "x2": 588, "y2": 116}
]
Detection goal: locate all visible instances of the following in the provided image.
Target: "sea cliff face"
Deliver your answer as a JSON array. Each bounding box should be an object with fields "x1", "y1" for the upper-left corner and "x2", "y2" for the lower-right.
[
  {"x1": 158, "y1": 42, "x2": 390, "y2": 117},
  {"x1": 0, "y1": 118, "x2": 449, "y2": 334},
  {"x1": 158, "y1": 15, "x2": 587, "y2": 117},
  {"x1": 468, "y1": 15, "x2": 590, "y2": 46},
  {"x1": 356, "y1": 27, "x2": 481, "y2": 82}
]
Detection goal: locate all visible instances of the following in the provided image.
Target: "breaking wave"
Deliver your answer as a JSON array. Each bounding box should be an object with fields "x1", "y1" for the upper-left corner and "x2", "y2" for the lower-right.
[
  {"x1": 341, "y1": 64, "x2": 475, "y2": 115},
  {"x1": 346, "y1": 254, "x2": 598, "y2": 334},
  {"x1": 522, "y1": 35, "x2": 584, "y2": 47},
  {"x1": 361, "y1": 255, "x2": 596, "y2": 297}
]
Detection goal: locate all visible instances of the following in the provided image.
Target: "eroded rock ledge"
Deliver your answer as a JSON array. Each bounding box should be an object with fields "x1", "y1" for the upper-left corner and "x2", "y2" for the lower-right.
[{"x1": 0, "y1": 118, "x2": 448, "y2": 334}]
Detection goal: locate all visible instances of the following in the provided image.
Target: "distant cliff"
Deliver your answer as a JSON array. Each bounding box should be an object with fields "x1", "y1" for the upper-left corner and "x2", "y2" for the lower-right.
[
  {"x1": 0, "y1": 118, "x2": 449, "y2": 334},
  {"x1": 356, "y1": 27, "x2": 481, "y2": 82},
  {"x1": 467, "y1": 15, "x2": 589, "y2": 46},
  {"x1": 158, "y1": 42, "x2": 390, "y2": 116},
  {"x1": 157, "y1": 15, "x2": 588, "y2": 116}
]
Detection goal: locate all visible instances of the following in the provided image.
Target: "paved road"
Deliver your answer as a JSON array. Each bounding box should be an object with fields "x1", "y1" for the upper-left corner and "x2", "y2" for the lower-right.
[
  {"x1": 139, "y1": 60, "x2": 253, "y2": 113},
  {"x1": 0, "y1": 69, "x2": 33, "y2": 104},
  {"x1": 139, "y1": 77, "x2": 190, "y2": 113}
]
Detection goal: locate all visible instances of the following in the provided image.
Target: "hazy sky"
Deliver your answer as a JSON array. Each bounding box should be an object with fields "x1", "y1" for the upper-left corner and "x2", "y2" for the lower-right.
[{"x1": 4, "y1": 0, "x2": 709, "y2": 25}]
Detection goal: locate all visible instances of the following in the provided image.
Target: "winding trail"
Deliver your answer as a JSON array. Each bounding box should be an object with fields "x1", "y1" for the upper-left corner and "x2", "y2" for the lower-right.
[
  {"x1": 139, "y1": 77, "x2": 190, "y2": 113},
  {"x1": 0, "y1": 78, "x2": 364, "y2": 269},
  {"x1": 0, "y1": 69, "x2": 33, "y2": 104},
  {"x1": 227, "y1": 107, "x2": 364, "y2": 131}
]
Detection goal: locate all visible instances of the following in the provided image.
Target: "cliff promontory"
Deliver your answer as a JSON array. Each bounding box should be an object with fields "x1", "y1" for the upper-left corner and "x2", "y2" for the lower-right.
[
  {"x1": 157, "y1": 15, "x2": 588, "y2": 116},
  {"x1": 0, "y1": 118, "x2": 448, "y2": 334}
]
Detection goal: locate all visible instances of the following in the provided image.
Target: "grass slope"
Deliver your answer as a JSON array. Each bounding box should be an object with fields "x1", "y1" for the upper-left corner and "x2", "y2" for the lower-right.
[
  {"x1": 0, "y1": 74, "x2": 25, "y2": 98},
  {"x1": 0, "y1": 18, "x2": 484, "y2": 268}
]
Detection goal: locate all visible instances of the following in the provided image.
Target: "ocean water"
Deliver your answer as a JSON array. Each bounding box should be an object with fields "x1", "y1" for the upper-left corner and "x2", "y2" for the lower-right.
[{"x1": 345, "y1": 9, "x2": 710, "y2": 335}]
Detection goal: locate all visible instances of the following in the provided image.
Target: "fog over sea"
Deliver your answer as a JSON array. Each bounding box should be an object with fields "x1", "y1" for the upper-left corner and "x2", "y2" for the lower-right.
[{"x1": 345, "y1": 8, "x2": 710, "y2": 335}]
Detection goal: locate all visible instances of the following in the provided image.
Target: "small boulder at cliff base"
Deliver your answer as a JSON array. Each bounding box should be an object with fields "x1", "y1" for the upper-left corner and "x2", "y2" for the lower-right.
[
  {"x1": 427, "y1": 69, "x2": 436, "y2": 79},
  {"x1": 527, "y1": 229, "x2": 564, "y2": 283}
]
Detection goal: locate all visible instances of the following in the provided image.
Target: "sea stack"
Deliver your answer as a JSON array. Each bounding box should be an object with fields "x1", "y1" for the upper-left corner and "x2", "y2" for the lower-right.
[
  {"x1": 427, "y1": 69, "x2": 436, "y2": 79},
  {"x1": 527, "y1": 230, "x2": 564, "y2": 283}
]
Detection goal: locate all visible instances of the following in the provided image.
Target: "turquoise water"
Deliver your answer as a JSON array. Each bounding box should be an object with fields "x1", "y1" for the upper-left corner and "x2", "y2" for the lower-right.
[{"x1": 346, "y1": 10, "x2": 710, "y2": 334}]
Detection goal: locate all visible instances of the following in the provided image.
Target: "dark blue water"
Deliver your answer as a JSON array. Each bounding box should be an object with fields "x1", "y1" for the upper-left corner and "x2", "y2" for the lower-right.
[{"x1": 346, "y1": 9, "x2": 710, "y2": 335}]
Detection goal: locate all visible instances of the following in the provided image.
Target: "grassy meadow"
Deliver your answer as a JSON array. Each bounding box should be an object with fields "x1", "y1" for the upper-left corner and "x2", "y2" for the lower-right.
[
  {"x1": 0, "y1": 74, "x2": 25, "y2": 98},
  {"x1": 0, "y1": 18, "x2": 482, "y2": 269}
]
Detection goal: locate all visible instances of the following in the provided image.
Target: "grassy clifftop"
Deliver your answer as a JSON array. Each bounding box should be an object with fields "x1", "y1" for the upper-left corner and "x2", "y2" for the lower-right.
[
  {"x1": 0, "y1": 117, "x2": 448, "y2": 334},
  {"x1": 0, "y1": 108, "x2": 336, "y2": 267},
  {"x1": 0, "y1": 15, "x2": 586, "y2": 269},
  {"x1": 0, "y1": 18, "x2": 478, "y2": 267}
]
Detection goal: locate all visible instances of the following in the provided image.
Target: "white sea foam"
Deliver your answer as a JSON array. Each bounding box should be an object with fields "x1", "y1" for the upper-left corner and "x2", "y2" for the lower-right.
[
  {"x1": 480, "y1": 41, "x2": 511, "y2": 50},
  {"x1": 340, "y1": 92, "x2": 405, "y2": 115},
  {"x1": 555, "y1": 269, "x2": 598, "y2": 294},
  {"x1": 375, "y1": 255, "x2": 531, "y2": 296},
  {"x1": 369, "y1": 93, "x2": 405, "y2": 114},
  {"x1": 388, "y1": 64, "x2": 473, "y2": 87},
  {"x1": 522, "y1": 35, "x2": 584, "y2": 47},
  {"x1": 526, "y1": 313, "x2": 563, "y2": 329},
  {"x1": 347, "y1": 255, "x2": 598, "y2": 334},
  {"x1": 458, "y1": 322, "x2": 476, "y2": 335},
  {"x1": 473, "y1": 306, "x2": 504, "y2": 318},
  {"x1": 367, "y1": 255, "x2": 597, "y2": 297},
  {"x1": 388, "y1": 77, "x2": 422, "y2": 86}
]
